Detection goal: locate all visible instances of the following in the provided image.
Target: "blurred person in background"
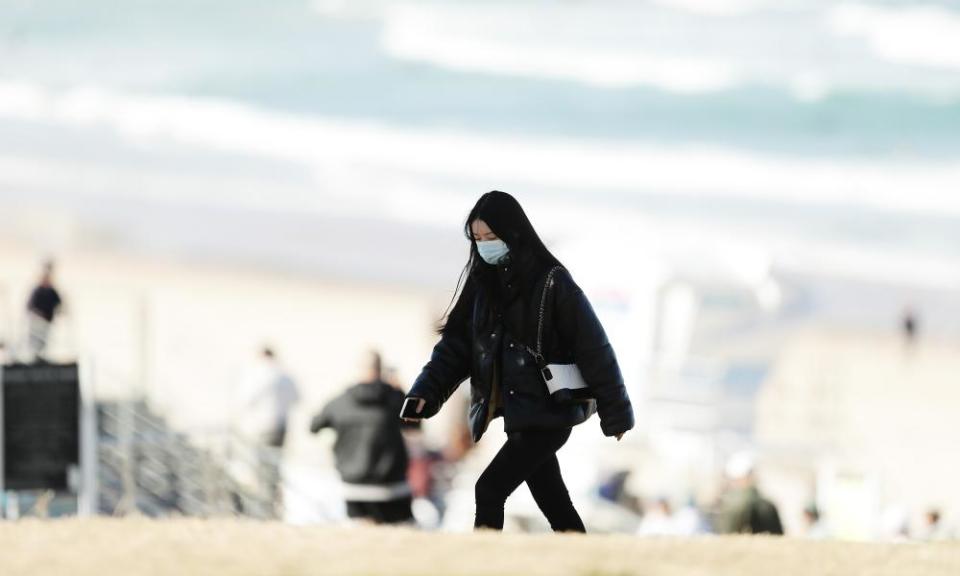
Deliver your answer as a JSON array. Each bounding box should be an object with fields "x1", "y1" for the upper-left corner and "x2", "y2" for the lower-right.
[
  {"x1": 236, "y1": 346, "x2": 301, "y2": 450},
  {"x1": 389, "y1": 363, "x2": 446, "y2": 526},
  {"x1": 802, "y1": 503, "x2": 829, "y2": 539},
  {"x1": 401, "y1": 191, "x2": 635, "y2": 533},
  {"x1": 636, "y1": 498, "x2": 676, "y2": 536},
  {"x1": 310, "y1": 350, "x2": 417, "y2": 525},
  {"x1": 715, "y1": 452, "x2": 784, "y2": 535},
  {"x1": 597, "y1": 470, "x2": 641, "y2": 514},
  {"x1": 635, "y1": 496, "x2": 708, "y2": 536},
  {"x1": 383, "y1": 365, "x2": 402, "y2": 390},
  {"x1": 673, "y1": 496, "x2": 710, "y2": 536},
  {"x1": 585, "y1": 469, "x2": 643, "y2": 533},
  {"x1": 25, "y1": 260, "x2": 63, "y2": 363},
  {"x1": 233, "y1": 345, "x2": 301, "y2": 516},
  {"x1": 901, "y1": 307, "x2": 919, "y2": 346},
  {"x1": 403, "y1": 426, "x2": 447, "y2": 529},
  {"x1": 918, "y1": 508, "x2": 953, "y2": 541}
]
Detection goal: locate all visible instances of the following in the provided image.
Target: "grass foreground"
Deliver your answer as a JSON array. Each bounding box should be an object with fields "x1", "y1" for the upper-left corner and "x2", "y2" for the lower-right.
[{"x1": 1, "y1": 518, "x2": 958, "y2": 576}]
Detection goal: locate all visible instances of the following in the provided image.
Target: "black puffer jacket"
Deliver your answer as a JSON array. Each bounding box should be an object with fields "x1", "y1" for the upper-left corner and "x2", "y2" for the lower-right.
[
  {"x1": 310, "y1": 380, "x2": 413, "y2": 484},
  {"x1": 408, "y1": 259, "x2": 634, "y2": 443}
]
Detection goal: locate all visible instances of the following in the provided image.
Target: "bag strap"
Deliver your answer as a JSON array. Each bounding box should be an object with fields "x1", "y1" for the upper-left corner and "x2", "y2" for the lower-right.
[{"x1": 523, "y1": 265, "x2": 564, "y2": 368}]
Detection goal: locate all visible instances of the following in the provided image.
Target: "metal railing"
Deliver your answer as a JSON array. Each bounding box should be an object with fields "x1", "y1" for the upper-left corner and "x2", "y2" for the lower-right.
[
  {"x1": 96, "y1": 401, "x2": 270, "y2": 518},
  {"x1": 95, "y1": 399, "x2": 331, "y2": 520}
]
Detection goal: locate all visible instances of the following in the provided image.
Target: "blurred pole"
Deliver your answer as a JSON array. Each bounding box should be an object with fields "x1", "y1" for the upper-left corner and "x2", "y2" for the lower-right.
[
  {"x1": 0, "y1": 281, "x2": 10, "y2": 348},
  {"x1": 107, "y1": 294, "x2": 151, "y2": 516},
  {"x1": 0, "y1": 364, "x2": 5, "y2": 516},
  {"x1": 78, "y1": 357, "x2": 98, "y2": 516},
  {"x1": 115, "y1": 393, "x2": 137, "y2": 516}
]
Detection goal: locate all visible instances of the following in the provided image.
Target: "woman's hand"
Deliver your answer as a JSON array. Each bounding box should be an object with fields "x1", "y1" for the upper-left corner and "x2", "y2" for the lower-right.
[{"x1": 401, "y1": 397, "x2": 427, "y2": 423}]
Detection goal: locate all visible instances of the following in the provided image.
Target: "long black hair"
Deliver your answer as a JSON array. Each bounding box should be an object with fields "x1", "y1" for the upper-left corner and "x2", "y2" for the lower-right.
[{"x1": 439, "y1": 191, "x2": 562, "y2": 335}]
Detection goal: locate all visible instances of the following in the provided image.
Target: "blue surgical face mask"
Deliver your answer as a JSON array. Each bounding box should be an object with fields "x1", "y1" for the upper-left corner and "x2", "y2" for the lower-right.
[{"x1": 476, "y1": 239, "x2": 510, "y2": 265}]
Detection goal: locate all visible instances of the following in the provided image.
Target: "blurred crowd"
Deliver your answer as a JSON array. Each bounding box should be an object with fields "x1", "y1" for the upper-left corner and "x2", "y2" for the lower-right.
[
  {"x1": 2, "y1": 260, "x2": 956, "y2": 542},
  {"x1": 252, "y1": 339, "x2": 954, "y2": 541},
  {"x1": 594, "y1": 458, "x2": 955, "y2": 542}
]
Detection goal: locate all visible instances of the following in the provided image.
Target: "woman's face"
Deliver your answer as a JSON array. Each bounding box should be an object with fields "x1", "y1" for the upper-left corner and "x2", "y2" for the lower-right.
[{"x1": 470, "y1": 219, "x2": 499, "y2": 242}]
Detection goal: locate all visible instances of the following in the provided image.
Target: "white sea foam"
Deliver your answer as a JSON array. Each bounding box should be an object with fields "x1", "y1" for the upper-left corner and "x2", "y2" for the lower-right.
[
  {"x1": 380, "y1": 3, "x2": 741, "y2": 93},
  {"x1": 4, "y1": 80, "x2": 960, "y2": 291},
  {"x1": 650, "y1": 0, "x2": 780, "y2": 16},
  {"x1": 374, "y1": 1, "x2": 960, "y2": 100},
  {"x1": 829, "y1": 3, "x2": 960, "y2": 70},
  {"x1": 2, "y1": 80, "x2": 960, "y2": 220}
]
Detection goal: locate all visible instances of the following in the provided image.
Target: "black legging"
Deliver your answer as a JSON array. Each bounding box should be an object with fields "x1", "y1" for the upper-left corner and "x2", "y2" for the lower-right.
[
  {"x1": 346, "y1": 496, "x2": 414, "y2": 524},
  {"x1": 474, "y1": 427, "x2": 586, "y2": 532}
]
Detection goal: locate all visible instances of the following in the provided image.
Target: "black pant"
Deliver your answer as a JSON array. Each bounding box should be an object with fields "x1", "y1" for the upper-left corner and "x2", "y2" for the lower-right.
[
  {"x1": 474, "y1": 427, "x2": 585, "y2": 533},
  {"x1": 346, "y1": 496, "x2": 414, "y2": 524}
]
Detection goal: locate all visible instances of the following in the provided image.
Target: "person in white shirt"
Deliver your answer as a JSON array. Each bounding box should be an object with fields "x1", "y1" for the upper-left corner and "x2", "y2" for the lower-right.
[
  {"x1": 637, "y1": 498, "x2": 677, "y2": 537},
  {"x1": 236, "y1": 346, "x2": 301, "y2": 449},
  {"x1": 232, "y1": 346, "x2": 301, "y2": 517}
]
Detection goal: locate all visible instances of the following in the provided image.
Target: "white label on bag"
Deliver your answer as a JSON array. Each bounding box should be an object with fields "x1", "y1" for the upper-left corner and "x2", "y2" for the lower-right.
[{"x1": 544, "y1": 363, "x2": 589, "y2": 394}]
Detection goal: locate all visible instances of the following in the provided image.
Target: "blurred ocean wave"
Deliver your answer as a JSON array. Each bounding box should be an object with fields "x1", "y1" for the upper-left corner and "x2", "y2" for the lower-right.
[
  {"x1": 1, "y1": 0, "x2": 959, "y2": 287},
  {"x1": 2, "y1": 80, "x2": 959, "y2": 214},
  {"x1": 1, "y1": 1, "x2": 959, "y2": 156}
]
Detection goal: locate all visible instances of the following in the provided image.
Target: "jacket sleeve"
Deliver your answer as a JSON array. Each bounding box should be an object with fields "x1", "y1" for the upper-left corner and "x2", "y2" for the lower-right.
[
  {"x1": 406, "y1": 331, "x2": 471, "y2": 419},
  {"x1": 310, "y1": 397, "x2": 337, "y2": 433},
  {"x1": 406, "y1": 286, "x2": 474, "y2": 419},
  {"x1": 553, "y1": 269, "x2": 635, "y2": 437}
]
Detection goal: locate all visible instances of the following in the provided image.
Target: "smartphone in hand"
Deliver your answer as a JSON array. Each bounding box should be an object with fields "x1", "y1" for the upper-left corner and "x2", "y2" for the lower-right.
[{"x1": 399, "y1": 397, "x2": 425, "y2": 420}]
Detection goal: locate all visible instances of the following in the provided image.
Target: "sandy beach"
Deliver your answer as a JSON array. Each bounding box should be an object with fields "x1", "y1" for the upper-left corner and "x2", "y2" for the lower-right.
[{"x1": 2, "y1": 518, "x2": 958, "y2": 576}]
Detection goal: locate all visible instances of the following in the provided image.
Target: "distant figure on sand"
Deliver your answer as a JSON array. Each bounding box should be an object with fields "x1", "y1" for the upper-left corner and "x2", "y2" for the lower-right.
[
  {"x1": 25, "y1": 260, "x2": 63, "y2": 362},
  {"x1": 233, "y1": 346, "x2": 301, "y2": 517},
  {"x1": 236, "y1": 346, "x2": 301, "y2": 450},
  {"x1": 802, "y1": 503, "x2": 829, "y2": 539},
  {"x1": 901, "y1": 307, "x2": 919, "y2": 345},
  {"x1": 716, "y1": 452, "x2": 784, "y2": 535},
  {"x1": 637, "y1": 498, "x2": 677, "y2": 537},
  {"x1": 919, "y1": 508, "x2": 953, "y2": 542},
  {"x1": 401, "y1": 191, "x2": 634, "y2": 533},
  {"x1": 311, "y1": 350, "x2": 417, "y2": 525}
]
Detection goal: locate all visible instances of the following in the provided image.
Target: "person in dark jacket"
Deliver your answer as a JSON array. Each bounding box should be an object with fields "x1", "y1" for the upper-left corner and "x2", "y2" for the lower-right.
[
  {"x1": 401, "y1": 191, "x2": 635, "y2": 533},
  {"x1": 310, "y1": 351, "x2": 418, "y2": 524},
  {"x1": 26, "y1": 260, "x2": 63, "y2": 361}
]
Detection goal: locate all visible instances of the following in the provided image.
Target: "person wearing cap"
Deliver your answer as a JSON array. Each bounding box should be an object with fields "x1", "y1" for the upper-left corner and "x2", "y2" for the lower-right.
[{"x1": 715, "y1": 452, "x2": 784, "y2": 535}]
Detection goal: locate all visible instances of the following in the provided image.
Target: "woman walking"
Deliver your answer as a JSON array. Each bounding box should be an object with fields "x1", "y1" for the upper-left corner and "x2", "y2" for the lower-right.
[{"x1": 401, "y1": 191, "x2": 634, "y2": 532}]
